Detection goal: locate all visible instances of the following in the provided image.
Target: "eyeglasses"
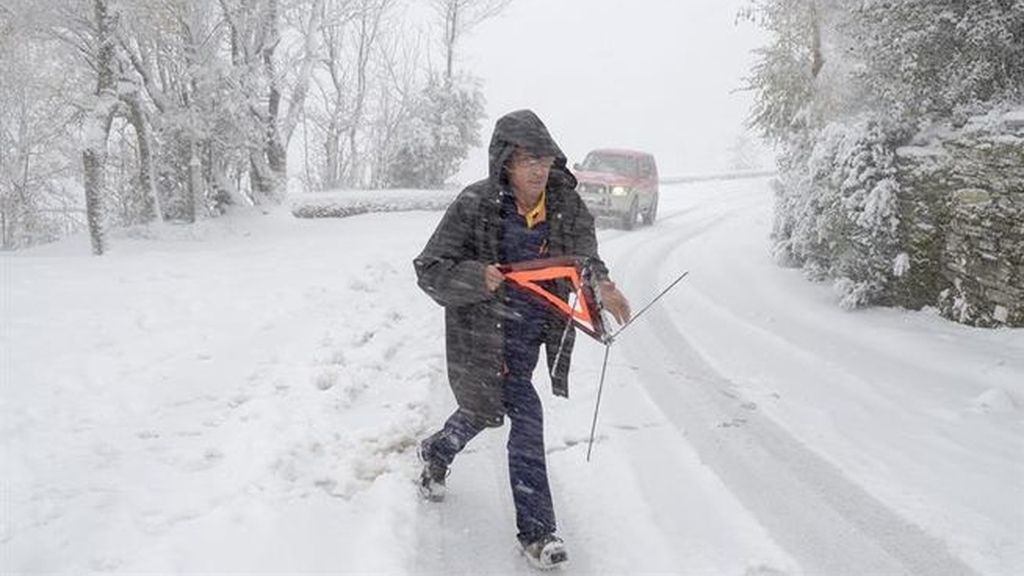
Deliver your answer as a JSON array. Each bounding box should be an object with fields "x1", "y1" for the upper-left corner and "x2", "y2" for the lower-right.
[{"x1": 511, "y1": 155, "x2": 555, "y2": 170}]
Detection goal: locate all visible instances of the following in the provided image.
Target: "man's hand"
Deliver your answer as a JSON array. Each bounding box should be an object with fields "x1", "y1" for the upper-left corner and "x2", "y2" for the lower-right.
[
  {"x1": 485, "y1": 264, "x2": 505, "y2": 292},
  {"x1": 599, "y1": 281, "x2": 631, "y2": 325}
]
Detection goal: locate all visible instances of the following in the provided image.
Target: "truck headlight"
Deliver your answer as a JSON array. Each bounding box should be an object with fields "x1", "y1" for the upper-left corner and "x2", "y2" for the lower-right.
[{"x1": 611, "y1": 186, "x2": 629, "y2": 196}]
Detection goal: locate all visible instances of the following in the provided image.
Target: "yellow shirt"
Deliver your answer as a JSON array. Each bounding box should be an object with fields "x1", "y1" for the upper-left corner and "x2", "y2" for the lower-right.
[{"x1": 522, "y1": 189, "x2": 546, "y2": 229}]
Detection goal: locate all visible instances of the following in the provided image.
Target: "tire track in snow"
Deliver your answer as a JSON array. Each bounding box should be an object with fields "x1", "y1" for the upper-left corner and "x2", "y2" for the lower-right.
[
  {"x1": 608, "y1": 189, "x2": 977, "y2": 576},
  {"x1": 594, "y1": 182, "x2": 755, "y2": 242}
]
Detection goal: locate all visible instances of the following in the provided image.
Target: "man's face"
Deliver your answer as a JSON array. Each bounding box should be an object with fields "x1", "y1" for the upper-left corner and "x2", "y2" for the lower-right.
[{"x1": 507, "y1": 150, "x2": 555, "y2": 203}]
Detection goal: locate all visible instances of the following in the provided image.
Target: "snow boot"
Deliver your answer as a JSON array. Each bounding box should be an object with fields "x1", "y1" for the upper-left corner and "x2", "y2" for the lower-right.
[
  {"x1": 417, "y1": 445, "x2": 448, "y2": 502},
  {"x1": 521, "y1": 533, "x2": 568, "y2": 570}
]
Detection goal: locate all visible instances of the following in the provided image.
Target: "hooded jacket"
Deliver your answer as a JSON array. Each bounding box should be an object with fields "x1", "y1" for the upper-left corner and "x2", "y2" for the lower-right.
[{"x1": 413, "y1": 110, "x2": 610, "y2": 427}]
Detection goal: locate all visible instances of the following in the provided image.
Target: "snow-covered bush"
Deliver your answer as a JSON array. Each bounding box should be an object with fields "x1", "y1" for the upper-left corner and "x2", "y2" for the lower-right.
[{"x1": 772, "y1": 117, "x2": 903, "y2": 308}]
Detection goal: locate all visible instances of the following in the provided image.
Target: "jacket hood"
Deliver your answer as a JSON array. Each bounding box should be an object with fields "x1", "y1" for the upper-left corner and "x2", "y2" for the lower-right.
[{"x1": 487, "y1": 109, "x2": 577, "y2": 191}]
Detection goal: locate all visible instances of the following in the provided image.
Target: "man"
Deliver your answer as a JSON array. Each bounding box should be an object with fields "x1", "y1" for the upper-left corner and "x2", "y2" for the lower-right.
[{"x1": 413, "y1": 109, "x2": 630, "y2": 569}]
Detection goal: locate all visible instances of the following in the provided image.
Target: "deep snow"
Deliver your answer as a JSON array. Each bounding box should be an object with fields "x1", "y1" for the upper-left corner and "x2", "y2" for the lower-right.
[{"x1": 2, "y1": 179, "x2": 1021, "y2": 574}]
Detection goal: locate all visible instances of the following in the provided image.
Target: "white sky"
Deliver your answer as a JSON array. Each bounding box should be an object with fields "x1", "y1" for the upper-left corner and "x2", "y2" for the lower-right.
[{"x1": 456, "y1": 0, "x2": 769, "y2": 181}]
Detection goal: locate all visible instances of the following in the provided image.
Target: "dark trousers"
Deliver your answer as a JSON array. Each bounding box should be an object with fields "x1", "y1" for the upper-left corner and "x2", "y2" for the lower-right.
[{"x1": 422, "y1": 373, "x2": 556, "y2": 545}]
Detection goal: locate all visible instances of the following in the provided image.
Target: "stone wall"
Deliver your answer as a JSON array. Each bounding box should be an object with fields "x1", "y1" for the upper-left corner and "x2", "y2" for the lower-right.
[{"x1": 894, "y1": 110, "x2": 1024, "y2": 327}]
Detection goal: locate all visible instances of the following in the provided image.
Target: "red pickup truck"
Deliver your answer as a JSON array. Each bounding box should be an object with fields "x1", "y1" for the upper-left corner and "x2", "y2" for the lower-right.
[{"x1": 573, "y1": 149, "x2": 659, "y2": 230}]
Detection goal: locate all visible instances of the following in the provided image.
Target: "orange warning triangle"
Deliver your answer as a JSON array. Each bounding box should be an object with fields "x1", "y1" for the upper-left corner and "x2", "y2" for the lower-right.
[{"x1": 500, "y1": 257, "x2": 608, "y2": 342}]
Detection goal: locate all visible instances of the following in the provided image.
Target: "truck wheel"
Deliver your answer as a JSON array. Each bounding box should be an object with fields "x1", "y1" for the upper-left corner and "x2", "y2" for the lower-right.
[
  {"x1": 642, "y1": 196, "x2": 658, "y2": 225},
  {"x1": 623, "y1": 199, "x2": 639, "y2": 230}
]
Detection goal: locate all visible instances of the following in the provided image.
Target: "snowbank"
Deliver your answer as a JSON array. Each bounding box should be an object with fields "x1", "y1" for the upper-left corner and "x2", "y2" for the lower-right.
[{"x1": 289, "y1": 189, "x2": 457, "y2": 219}]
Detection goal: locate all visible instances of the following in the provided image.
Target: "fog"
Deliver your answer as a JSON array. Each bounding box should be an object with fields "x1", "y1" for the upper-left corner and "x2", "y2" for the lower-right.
[{"x1": 458, "y1": 0, "x2": 769, "y2": 180}]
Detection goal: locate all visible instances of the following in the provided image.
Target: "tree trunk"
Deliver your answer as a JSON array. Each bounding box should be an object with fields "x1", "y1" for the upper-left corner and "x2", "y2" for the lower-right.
[
  {"x1": 281, "y1": 0, "x2": 324, "y2": 145},
  {"x1": 445, "y1": 2, "x2": 457, "y2": 83},
  {"x1": 124, "y1": 93, "x2": 162, "y2": 222},
  {"x1": 267, "y1": 132, "x2": 287, "y2": 194},
  {"x1": 346, "y1": 7, "x2": 378, "y2": 187},
  {"x1": 203, "y1": 144, "x2": 235, "y2": 212},
  {"x1": 323, "y1": 121, "x2": 342, "y2": 190},
  {"x1": 1, "y1": 204, "x2": 8, "y2": 250},
  {"x1": 810, "y1": 1, "x2": 824, "y2": 78},
  {"x1": 346, "y1": 126, "x2": 359, "y2": 187},
  {"x1": 0, "y1": 125, "x2": 7, "y2": 249},
  {"x1": 186, "y1": 138, "x2": 201, "y2": 223},
  {"x1": 258, "y1": 0, "x2": 287, "y2": 201},
  {"x1": 83, "y1": 0, "x2": 117, "y2": 255},
  {"x1": 83, "y1": 123, "x2": 112, "y2": 255},
  {"x1": 250, "y1": 149, "x2": 275, "y2": 199}
]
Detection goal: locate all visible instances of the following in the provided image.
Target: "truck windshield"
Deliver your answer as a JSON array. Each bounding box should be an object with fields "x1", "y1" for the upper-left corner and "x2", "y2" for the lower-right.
[{"x1": 580, "y1": 153, "x2": 638, "y2": 177}]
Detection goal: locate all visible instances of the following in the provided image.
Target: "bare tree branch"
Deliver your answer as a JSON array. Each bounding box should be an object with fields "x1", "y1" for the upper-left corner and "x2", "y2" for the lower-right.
[{"x1": 430, "y1": 0, "x2": 510, "y2": 80}]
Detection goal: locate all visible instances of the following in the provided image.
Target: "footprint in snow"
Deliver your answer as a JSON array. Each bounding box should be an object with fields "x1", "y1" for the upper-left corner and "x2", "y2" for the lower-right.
[
  {"x1": 227, "y1": 394, "x2": 251, "y2": 409},
  {"x1": 337, "y1": 380, "x2": 368, "y2": 408},
  {"x1": 90, "y1": 556, "x2": 124, "y2": 572},
  {"x1": 352, "y1": 330, "x2": 376, "y2": 347},
  {"x1": 314, "y1": 370, "x2": 339, "y2": 391},
  {"x1": 319, "y1": 348, "x2": 347, "y2": 366},
  {"x1": 348, "y1": 277, "x2": 376, "y2": 293},
  {"x1": 201, "y1": 414, "x2": 228, "y2": 429},
  {"x1": 181, "y1": 448, "x2": 225, "y2": 472},
  {"x1": 382, "y1": 342, "x2": 404, "y2": 362},
  {"x1": 745, "y1": 565, "x2": 790, "y2": 576},
  {"x1": 548, "y1": 434, "x2": 607, "y2": 454},
  {"x1": 717, "y1": 417, "x2": 748, "y2": 429}
]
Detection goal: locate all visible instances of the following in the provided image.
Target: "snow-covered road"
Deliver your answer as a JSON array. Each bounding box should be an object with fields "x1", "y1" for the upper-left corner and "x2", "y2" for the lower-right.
[
  {"x1": 598, "y1": 186, "x2": 983, "y2": 575},
  {"x1": 3, "y1": 179, "x2": 1021, "y2": 574}
]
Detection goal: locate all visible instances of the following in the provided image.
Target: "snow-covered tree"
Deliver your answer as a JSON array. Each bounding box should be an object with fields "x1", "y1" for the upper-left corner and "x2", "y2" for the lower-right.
[
  {"x1": 746, "y1": 0, "x2": 1024, "y2": 313},
  {"x1": 118, "y1": 0, "x2": 216, "y2": 222},
  {"x1": 77, "y1": 0, "x2": 120, "y2": 255},
  {"x1": 0, "y1": 4, "x2": 86, "y2": 249},
  {"x1": 377, "y1": 0, "x2": 500, "y2": 189},
  {"x1": 217, "y1": 0, "x2": 324, "y2": 201},
  {"x1": 366, "y1": 26, "x2": 426, "y2": 189},
  {"x1": 846, "y1": 0, "x2": 1024, "y2": 126},
  {"x1": 311, "y1": 0, "x2": 397, "y2": 190},
  {"x1": 306, "y1": 0, "x2": 491, "y2": 191},
  {"x1": 385, "y1": 74, "x2": 484, "y2": 189},
  {"x1": 3, "y1": 0, "x2": 501, "y2": 250},
  {"x1": 741, "y1": 0, "x2": 827, "y2": 142},
  {"x1": 727, "y1": 131, "x2": 769, "y2": 171},
  {"x1": 431, "y1": 0, "x2": 510, "y2": 83}
]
